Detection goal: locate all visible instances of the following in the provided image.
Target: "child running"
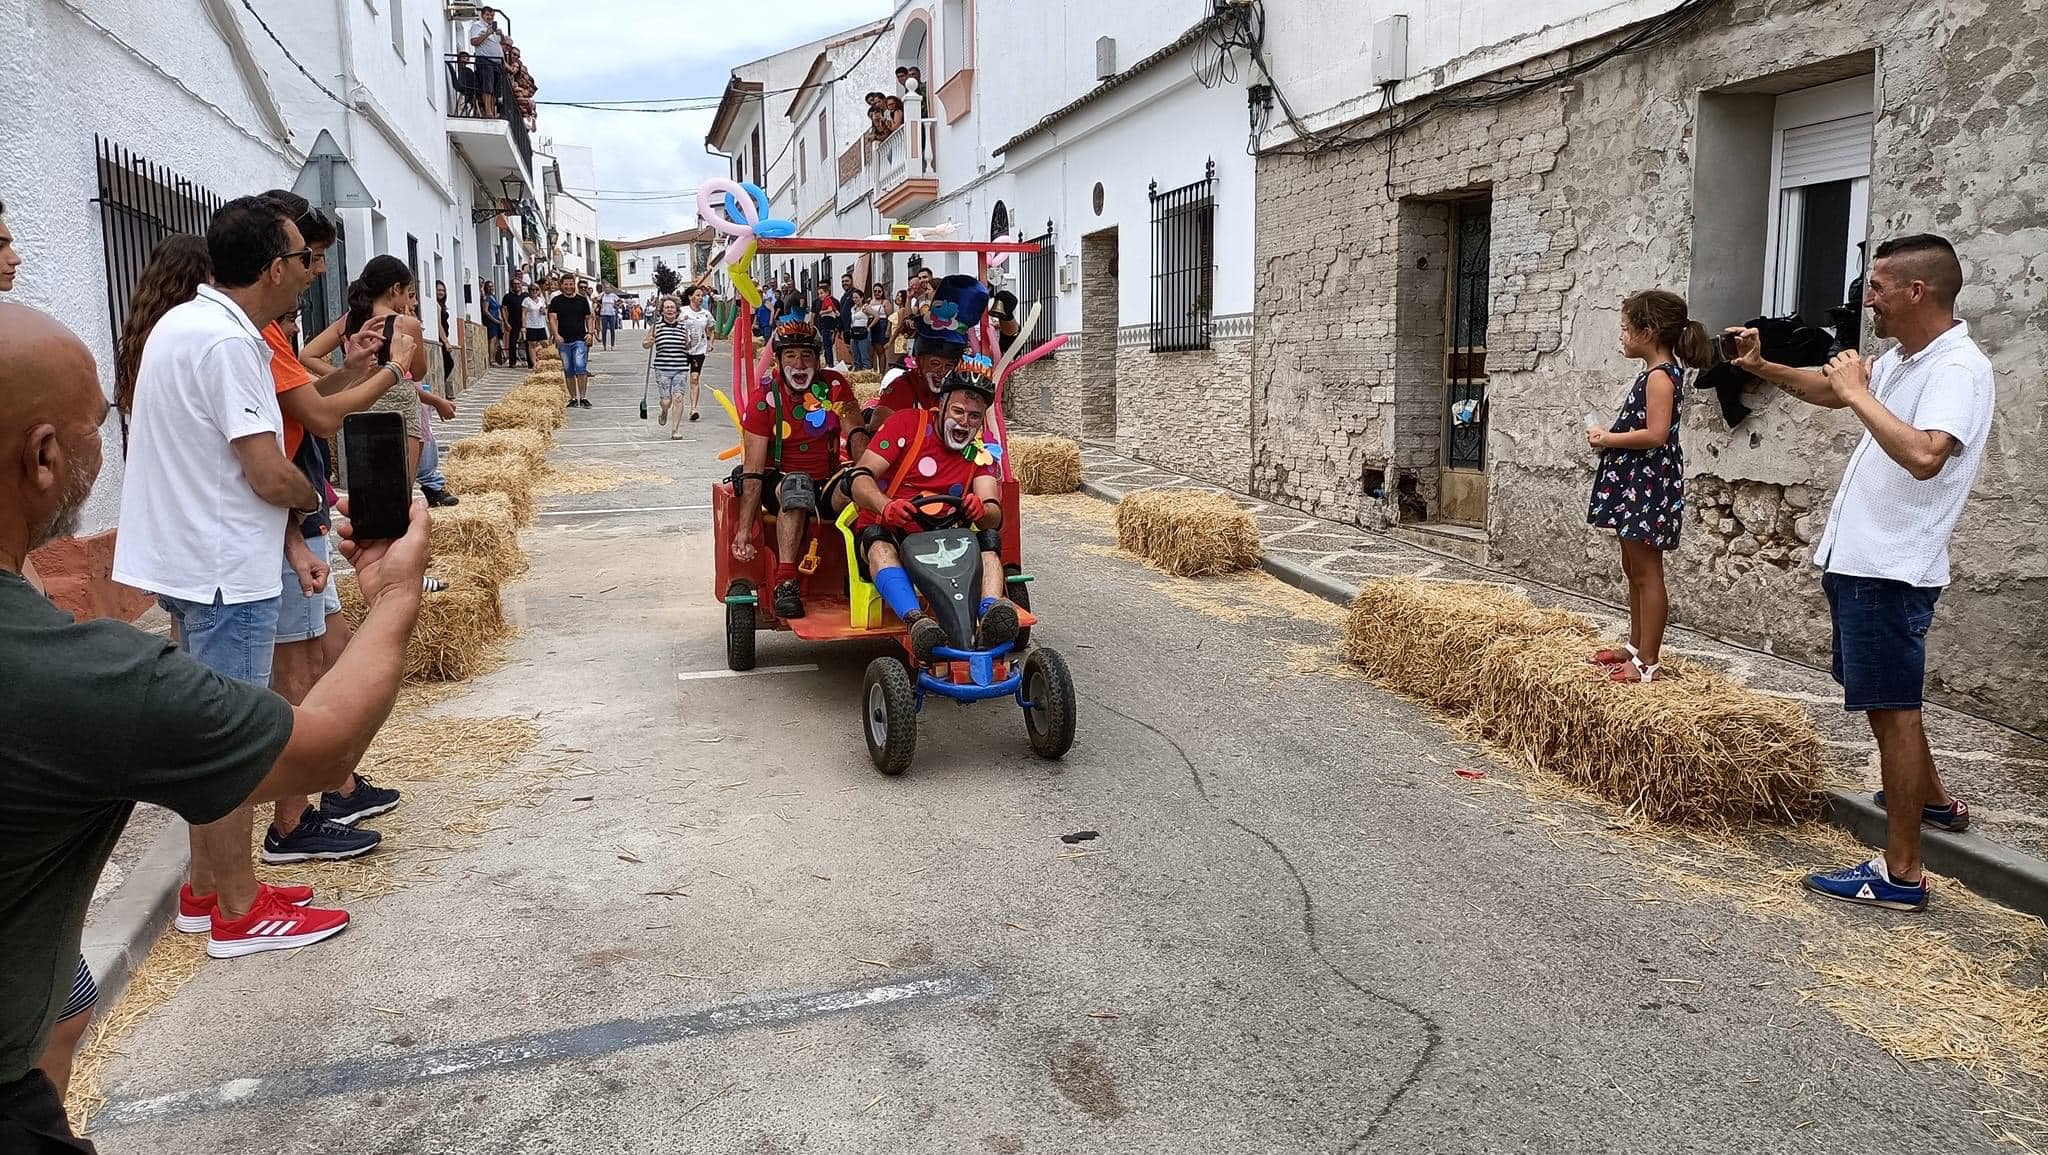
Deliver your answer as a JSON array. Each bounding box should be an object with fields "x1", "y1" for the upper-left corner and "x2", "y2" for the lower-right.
[{"x1": 1586, "y1": 289, "x2": 1711, "y2": 683}]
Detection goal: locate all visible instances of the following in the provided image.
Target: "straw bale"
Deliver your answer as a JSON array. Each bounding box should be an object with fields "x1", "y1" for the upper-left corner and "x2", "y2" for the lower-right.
[
  {"x1": 482, "y1": 393, "x2": 564, "y2": 436},
  {"x1": 442, "y1": 454, "x2": 538, "y2": 523},
  {"x1": 339, "y1": 553, "x2": 506, "y2": 681},
  {"x1": 1469, "y1": 631, "x2": 1823, "y2": 825},
  {"x1": 1341, "y1": 578, "x2": 1594, "y2": 713},
  {"x1": 447, "y1": 429, "x2": 547, "y2": 472},
  {"x1": 533, "y1": 343, "x2": 561, "y2": 362},
  {"x1": 1113, "y1": 489, "x2": 1261, "y2": 577},
  {"x1": 426, "y1": 492, "x2": 526, "y2": 580},
  {"x1": 1010, "y1": 435, "x2": 1083, "y2": 494}
]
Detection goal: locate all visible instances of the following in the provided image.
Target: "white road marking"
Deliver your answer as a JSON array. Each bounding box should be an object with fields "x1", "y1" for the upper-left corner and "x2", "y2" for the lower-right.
[{"x1": 677, "y1": 663, "x2": 820, "y2": 682}]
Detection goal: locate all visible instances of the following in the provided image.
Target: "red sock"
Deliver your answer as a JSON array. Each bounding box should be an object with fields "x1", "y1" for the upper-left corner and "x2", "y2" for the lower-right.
[{"x1": 774, "y1": 562, "x2": 798, "y2": 584}]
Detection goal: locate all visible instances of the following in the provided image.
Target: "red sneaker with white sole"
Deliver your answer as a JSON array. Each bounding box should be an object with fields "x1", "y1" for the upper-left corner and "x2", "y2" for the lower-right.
[
  {"x1": 176, "y1": 882, "x2": 315, "y2": 933},
  {"x1": 207, "y1": 889, "x2": 349, "y2": 959}
]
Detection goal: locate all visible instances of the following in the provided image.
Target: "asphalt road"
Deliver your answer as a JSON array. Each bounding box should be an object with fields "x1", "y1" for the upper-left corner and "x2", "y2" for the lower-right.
[{"x1": 89, "y1": 341, "x2": 2032, "y2": 1154}]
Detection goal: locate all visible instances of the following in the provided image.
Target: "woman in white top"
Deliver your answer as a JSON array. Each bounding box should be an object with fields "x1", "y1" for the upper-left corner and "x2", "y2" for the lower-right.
[{"x1": 675, "y1": 287, "x2": 714, "y2": 421}]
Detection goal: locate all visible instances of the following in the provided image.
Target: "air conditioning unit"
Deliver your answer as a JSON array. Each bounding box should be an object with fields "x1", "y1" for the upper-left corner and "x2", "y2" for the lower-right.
[
  {"x1": 1095, "y1": 37, "x2": 1116, "y2": 81},
  {"x1": 1370, "y1": 16, "x2": 1409, "y2": 86},
  {"x1": 1058, "y1": 255, "x2": 1079, "y2": 292}
]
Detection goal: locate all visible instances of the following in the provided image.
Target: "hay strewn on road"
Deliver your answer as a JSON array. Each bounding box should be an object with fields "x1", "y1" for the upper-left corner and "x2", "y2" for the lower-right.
[{"x1": 1114, "y1": 489, "x2": 1261, "y2": 577}]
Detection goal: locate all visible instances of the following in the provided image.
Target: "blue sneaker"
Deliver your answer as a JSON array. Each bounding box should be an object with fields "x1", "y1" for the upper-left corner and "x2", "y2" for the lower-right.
[
  {"x1": 1802, "y1": 858, "x2": 1928, "y2": 911},
  {"x1": 262, "y1": 808, "x2": 382, "y2": 864},
  {"x1": 1872, "y1": 791, "x2": 1970, "y2": 832},
  {"x1": 318, "y1": 773, "x2": 401, "y2": 827}
]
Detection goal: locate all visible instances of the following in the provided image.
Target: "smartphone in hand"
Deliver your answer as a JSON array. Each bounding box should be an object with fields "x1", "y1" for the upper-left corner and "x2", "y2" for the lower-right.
[
  {"x1": 341, "y1": 411, "x2": 411, "y2": 541},
  {"x1": 1717, "y1": 332, "x2": 1742, "y2": 361}
]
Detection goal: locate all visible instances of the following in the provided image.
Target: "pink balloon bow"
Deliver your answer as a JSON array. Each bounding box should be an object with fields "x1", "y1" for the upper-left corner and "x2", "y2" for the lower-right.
[{"x1": 697, "y1": 178, "x2": 796, "y2": 268}]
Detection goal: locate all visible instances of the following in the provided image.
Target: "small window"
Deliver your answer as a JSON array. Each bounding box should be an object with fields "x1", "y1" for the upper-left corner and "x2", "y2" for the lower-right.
[
  {"x1": 799, "y1": 141, "x2": 808, "y2": 185},
  {"x1": 627, "y1": 258, "x2": 638, "y2": 275},
  {"x1": 1149, "y1": 166, "x2": 1216, "y2": 352},
  {"x1": 424, "y1": 34, "x2": 435, "y2": 108},
  {"x1": 818, "y1": 112, "x2": 828, "y2": 166},
  {"x1": 391, "y1": 0, "x2": 405, "y2": 58},
  {"x1": 942, "y1": 0, "x2": 969, "y2": 76},
  {"x1": 1765, "y1": 77, "x2": 1872, "y2": 329}
]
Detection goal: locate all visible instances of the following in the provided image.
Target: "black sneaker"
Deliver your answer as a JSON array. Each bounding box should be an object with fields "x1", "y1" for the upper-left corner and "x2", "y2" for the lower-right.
[
  {"x1": 907, "y1": 613, "x2": 948, "y2": 665},
  {"x1": 773, "y1": 579, "x2": 805, "y2": 619},
  {"x1": 318, "y1": 773, "x2": 402, "y2": 826},
  {"x1": 976, "y1": 599, "x2": 1020, "y2": 650},
  {"x1": 421, "y1": 486, "x2": 459, "y2": 508},
  {"x1": 261, "y1": 808, "x2": 381, "y2": 863},
  {"x1": 578, "y1": 398, "x2": 595, "y2": 409},
  {"x1": 566, "y1": 398, "x2": 576, "y2": 410}
]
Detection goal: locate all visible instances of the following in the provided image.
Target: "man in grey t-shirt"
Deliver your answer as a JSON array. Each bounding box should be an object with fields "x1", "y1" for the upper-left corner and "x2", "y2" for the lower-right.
[{"x1": 0, "y1": 303, "x2": 428, "y2": 1147}]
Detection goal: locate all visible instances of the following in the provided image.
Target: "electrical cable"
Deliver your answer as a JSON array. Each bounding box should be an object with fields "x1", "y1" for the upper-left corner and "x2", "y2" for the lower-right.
[
  {"x1": 236, "y1": 0, "x2": 352, "y2": 108},
  {"x1": 536, "y1": 19, "x2": 895, "y2": 114}
]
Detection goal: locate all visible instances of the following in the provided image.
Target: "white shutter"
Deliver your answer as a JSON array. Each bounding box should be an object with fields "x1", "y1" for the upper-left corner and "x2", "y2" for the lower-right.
[{"x1": 1779, "y1": 114, "x2": 1872, "y2": 188}]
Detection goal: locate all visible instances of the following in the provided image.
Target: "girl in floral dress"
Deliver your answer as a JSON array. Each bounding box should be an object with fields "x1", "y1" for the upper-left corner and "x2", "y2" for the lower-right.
[{"x1": 1586, "y1": 289, "x2": 1712, "y2": 683}]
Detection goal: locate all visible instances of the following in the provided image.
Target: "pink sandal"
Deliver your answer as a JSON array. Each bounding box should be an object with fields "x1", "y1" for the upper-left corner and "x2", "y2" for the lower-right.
[
  {"x1": 1589, "y1": 644, "x2": 1637, "y2": 667},
  {"x1": 1608, "y1": 656, "x2": 1661, "y2": 683}
]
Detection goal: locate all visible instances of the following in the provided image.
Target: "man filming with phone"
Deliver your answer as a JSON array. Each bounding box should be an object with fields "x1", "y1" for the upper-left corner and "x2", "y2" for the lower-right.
[{"x1": 1, "y1": 300, "x2": 429, "y2": 1151}]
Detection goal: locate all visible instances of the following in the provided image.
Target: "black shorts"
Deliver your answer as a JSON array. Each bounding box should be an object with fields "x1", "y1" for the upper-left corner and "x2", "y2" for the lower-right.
[
  {"x1": 686, "y1": 353, "x2": 707, "y2": 372},
  {"x1": 473, "y1": 56, "x2": 506, "y2": 97}
]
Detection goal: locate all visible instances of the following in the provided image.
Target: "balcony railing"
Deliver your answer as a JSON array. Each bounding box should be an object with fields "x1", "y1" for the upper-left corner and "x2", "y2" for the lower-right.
[
  {"x1": 445, "y1": 55, "x2": 533, "y2": 178},
  {"x1": 872, "y1": 118, "x2": 937, "y2": 197}
]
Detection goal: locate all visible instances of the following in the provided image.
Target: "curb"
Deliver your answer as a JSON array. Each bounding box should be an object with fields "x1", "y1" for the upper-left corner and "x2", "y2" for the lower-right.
[
  {"x1": 1076, "y1": 477, "x2": 2048, "y2": 921},
  {"x1": 79, "y1": 816, "x2": 190, "y2": 1011}
]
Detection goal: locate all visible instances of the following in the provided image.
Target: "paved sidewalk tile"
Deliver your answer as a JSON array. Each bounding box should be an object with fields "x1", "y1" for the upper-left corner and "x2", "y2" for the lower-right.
[{"x1": 1075, "y1": 443, "x2": 2048, "y2": 865}]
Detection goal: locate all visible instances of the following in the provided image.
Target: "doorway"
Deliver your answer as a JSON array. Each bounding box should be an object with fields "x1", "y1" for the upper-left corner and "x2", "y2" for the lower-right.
[
  {"x1": 1080, "y1": 228, "x2": 1118, "y2": 440},
  {"x1": 1439, "y1": 199, "x2": 1492, "y2": 526}
]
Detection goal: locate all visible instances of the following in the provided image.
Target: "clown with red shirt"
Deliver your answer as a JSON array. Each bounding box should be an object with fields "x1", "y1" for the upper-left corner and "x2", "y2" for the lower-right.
[
  {"x1": 845, "y1": 354, "x2": 1019, "y2": 662},
  {"x1": 731, "y1": 321, "x2": 863, "y2": 620},
  {"x1": 853, "y1": 274, "x2": 987, "y2": 459}
]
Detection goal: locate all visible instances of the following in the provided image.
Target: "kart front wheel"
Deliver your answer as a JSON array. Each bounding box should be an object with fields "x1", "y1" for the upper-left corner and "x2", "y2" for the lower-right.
[
  {"x1": 863, "y1": 657, "x2": 918, "y2": 776},
  {"x1": 1021, "y1": 647, "x2": 1076, "y2": 760}
]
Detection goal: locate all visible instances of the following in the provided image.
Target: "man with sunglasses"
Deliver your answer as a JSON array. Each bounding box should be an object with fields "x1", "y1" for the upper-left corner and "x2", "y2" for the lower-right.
[{"x1": 114, "y1": 195, "x2": 376, "y2": 960}]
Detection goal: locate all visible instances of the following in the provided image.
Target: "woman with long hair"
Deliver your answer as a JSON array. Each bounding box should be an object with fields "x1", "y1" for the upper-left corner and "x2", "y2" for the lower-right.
[
  {"x1": 114, "y1": 234, "x2": 212, "y2": 418},
  {"x1": 300, "y1": 255, "x2": 428, "y2": 478}
]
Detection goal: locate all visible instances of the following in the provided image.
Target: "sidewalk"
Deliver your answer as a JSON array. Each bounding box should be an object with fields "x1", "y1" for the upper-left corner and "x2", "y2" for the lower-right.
[{"x1": 1071, "y1": 442, "x2": 2048, "y2": 916}]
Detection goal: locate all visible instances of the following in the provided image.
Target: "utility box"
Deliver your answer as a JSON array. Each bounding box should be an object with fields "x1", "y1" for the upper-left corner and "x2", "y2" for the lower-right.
[
  {"x1": 1095, "y1": 37, "x2": 1117, "y2": 81},
  {"x1": 1370, "y1": 16, "x2": 1409, "y2": 86}
]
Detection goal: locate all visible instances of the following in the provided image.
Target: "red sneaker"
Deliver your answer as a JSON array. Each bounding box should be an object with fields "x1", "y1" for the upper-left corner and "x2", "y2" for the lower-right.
[
  {"x1": 176, "y1": 882, "x2": 315, "y2": 933},
  {"x1": 206, "y1": 889, "x2": 349, "y2": 959}
]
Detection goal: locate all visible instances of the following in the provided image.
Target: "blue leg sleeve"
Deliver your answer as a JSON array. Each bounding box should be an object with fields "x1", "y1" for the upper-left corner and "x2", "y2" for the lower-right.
[{"x1": 873, "y1": 566, "x2": 920, "y2": 618}]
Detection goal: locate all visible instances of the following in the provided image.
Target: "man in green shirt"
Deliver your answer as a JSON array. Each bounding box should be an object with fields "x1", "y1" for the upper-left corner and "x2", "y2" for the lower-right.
[{"x1": 0, "y1": 303, "x2": 428, "y2": 1150}]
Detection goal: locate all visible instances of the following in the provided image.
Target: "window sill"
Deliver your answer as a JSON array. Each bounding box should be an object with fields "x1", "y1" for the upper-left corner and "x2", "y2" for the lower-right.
[{"x1": 936, "y1": 69, "x2": 974, "y2": 125}]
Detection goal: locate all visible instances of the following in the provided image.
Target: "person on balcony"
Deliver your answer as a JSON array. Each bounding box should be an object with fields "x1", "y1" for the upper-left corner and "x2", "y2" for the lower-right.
[{"x1": 465, "y1": 6, "x2": 506, "y2": 119}]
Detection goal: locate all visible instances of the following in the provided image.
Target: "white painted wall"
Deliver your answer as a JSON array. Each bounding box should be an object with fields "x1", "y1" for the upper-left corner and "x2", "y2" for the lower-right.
[
  {"x1": 2, "y1": 0, "x2": 299, "y2": 534},
  {"x1": 1256, "y1": 0, "x2": 1686, "y2": 146},
  {"x1": 616, "y1": 239, "x2": 707, "y2": 300},
  {"x1": 550, "y1": 191, "x2": 599, "y2": 281}
]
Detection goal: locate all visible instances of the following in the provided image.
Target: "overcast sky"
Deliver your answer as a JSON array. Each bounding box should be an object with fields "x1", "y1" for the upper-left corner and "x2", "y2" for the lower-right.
[{"x1": 504, "y1": 1, "x2": 893, "y2": 243}]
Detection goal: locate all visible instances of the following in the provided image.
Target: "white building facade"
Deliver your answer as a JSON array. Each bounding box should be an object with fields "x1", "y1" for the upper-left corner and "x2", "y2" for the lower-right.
[{"x1": 612, "y1": 227, "x2": 715, "y2": 303}]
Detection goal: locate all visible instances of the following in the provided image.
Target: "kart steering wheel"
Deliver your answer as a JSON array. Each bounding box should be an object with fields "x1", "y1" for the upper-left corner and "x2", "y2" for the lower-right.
[{"x1": 907, "y1": 493, "x2": 971, "y2": 531}]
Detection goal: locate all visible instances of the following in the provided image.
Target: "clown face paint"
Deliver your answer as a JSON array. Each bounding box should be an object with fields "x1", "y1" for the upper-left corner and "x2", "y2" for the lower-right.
[
  {"x1": 779, "y1": 349, "x2": 819, "y2": 390},
  {"x1": 939, "y1": 392, "x2": 987, "y2": 450}
]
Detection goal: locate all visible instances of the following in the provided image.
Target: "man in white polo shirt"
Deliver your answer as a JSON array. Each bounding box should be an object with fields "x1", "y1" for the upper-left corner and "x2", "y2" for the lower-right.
[
  {"x1": 1731, "y1": 233, "x2": 1996, "y2": 912},
  {"x1": 113, "y1": 196, "x2": 362, "y2": 957}
]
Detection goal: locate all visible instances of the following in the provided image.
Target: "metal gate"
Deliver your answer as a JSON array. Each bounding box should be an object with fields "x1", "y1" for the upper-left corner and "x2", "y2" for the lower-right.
[
  {"x1": 1444, "y1": 203, "x2": 1491, "y2": 471},
  {"x1": 91, "y1": 136, "x2": 224, "y2": 356},
  {"x1": 1017, "y1": 230, "x2": 1057, "y2": 352}
]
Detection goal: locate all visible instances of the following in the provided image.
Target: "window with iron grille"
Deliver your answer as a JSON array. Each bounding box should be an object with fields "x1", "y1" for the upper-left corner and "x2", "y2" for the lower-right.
[
  {"x1": 1149, "y1": 162, "x2": 1215, "y2": 352},
  {"x1": 91, "y1": 136, "x2": 224, "y2": 359},
  {"x1": 1017, "y1": 230, "x2": 1057, "y2": 354}
]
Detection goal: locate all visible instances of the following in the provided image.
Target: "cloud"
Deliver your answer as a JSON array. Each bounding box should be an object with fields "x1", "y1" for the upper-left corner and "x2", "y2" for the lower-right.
[{"x1": 505, "y1": 0, "x2": 891, "y2": 240}]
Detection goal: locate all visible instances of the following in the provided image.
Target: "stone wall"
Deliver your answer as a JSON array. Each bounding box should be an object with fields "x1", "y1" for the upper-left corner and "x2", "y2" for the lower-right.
[
  {"x1": 1002, "y1": 333, "x2": 1088, "y2": 440},
  {"x1": 1252, "y1": 0, "x2": 2048, "y2": 731},
  {"x1": 1113, "y1": 322, "x2": 1256, "y2": 491}
]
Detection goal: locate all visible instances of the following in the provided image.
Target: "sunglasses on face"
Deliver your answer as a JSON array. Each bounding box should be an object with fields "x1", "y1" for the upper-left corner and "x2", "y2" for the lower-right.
[{"x1": 274, "y1": 247, "x2": 315, "y2": 270}]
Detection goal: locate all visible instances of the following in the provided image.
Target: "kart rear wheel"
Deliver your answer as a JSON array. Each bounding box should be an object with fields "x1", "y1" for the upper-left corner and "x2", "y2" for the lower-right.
[
  {"x1": 863, "y1": 657, "x2": 918, "y2": 775},
  {"x1": 726, "y1": 598, "x2": 757, "y2": 672},
  {"x1": 1021, "y1": 647, "x2": 1076, "y2": 760},
  {"x1": 1005, "y1": 564, "x2": 1031, "y2": 651}
]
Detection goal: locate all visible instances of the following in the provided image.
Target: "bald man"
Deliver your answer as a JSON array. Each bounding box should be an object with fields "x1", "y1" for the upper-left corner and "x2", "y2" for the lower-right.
[
  {"x1": 0, "y1": 200, "x2": 19, "y2": 293},
  {"x1": 1730, "y1": 233, "x2": 1996, "y2": 912},
  {"x1": 0, "y1": 304, "x2": 427, "y2": 1148}
]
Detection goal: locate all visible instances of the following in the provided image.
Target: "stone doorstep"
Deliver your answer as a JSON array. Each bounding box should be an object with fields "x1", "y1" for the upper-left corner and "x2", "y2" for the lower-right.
[{"x1": 1073, "y1": 462, "x2": 2048, "y2": 922}]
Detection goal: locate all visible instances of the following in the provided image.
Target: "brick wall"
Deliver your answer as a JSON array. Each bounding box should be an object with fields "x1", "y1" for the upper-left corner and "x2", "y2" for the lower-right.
[
  {"x1": 1002, "y1": 333, "x2": 1087, "y2": 439},
  {"x1": 1250, "y1": 0, "x2": 2048, "y2": 730},
  {"x1": 1114, "y1": 329, "x2": 1255, "y2": 491}
]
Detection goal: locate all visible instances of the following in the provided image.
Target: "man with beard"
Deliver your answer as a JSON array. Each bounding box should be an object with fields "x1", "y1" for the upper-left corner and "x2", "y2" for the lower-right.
[
  {"x1": 856, "y1": 274, "x2": 986, "y2": 461},
  {"x1": 845, "y1": 356, "x2": 1019, "y2": 663},
  {"x1": 730, "y1": 321, "x2": 862, "y2": 620},
  {"x1": 0, "y1": 302, "x2": 427, "y2": 1150}
]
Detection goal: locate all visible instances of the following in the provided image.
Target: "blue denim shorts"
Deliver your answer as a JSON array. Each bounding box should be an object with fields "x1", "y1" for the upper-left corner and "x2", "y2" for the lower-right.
[
  {"x1": 158, "y1": 589, "x2": 282, "y2": 686},
  {"x1": 275, "y1": 534, "x2": 340, "y2": 644},
  {"x1": 562, "y1": 339, "x2": 589, "y2": 376},
  {"x1": 1823, "y1": 572, "x2": 1941, "y2": 712}
]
